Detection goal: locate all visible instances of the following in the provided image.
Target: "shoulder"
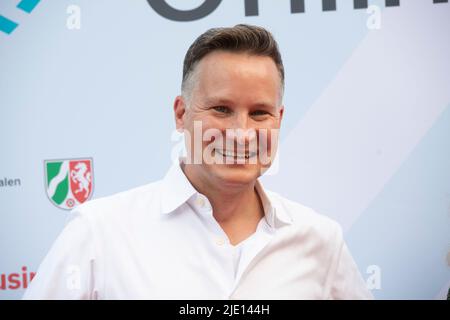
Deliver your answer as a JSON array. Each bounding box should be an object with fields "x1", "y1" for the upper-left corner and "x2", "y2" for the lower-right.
[
  {"x1": 266, "y1": 189, "x2": 344, "y2": 242},
  {"x1": 70, "y1": 180, "x2": 163, "y2": 224}
]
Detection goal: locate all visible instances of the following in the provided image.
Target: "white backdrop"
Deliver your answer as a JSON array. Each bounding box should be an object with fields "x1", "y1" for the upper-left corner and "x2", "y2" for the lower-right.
[{"x1": 1, "y1": 0, "x2": 449, "y2": 299}]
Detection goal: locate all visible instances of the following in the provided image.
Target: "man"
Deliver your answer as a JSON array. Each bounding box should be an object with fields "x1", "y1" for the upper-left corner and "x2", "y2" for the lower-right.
[{"x1": 24, "y1": 24, "x2": 372, "y2": 299}]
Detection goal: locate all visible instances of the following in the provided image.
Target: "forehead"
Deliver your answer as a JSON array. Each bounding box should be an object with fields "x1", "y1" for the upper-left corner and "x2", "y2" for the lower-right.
[{"x1": 192, "y1": 51, "x2": 281, "y2": 104}]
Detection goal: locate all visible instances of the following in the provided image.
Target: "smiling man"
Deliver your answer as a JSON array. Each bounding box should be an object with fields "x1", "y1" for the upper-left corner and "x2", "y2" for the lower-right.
[{"x1": 24, "y1": 24, "x2": 372, "y2": 299}]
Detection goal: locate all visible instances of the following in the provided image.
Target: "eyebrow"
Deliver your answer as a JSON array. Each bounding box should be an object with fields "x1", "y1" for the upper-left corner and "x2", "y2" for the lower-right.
[
  {"x1": 204, "y1": 97, "x2": 276, "y2": 109},
  {"x1": 252, "y1": 102, "x2": 277, "y2": 110},
  {"x1": 204, "y1": 97, "x2": 234, "y2": 106}
]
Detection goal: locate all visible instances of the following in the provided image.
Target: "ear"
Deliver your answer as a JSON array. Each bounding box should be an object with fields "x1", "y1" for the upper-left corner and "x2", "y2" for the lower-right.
[
  {"x1": 277, "y1": 105, "x2": 284, "y2": 127},
  {"x1": 174, "y1": 95, "x2": 187, "y2": 132}
]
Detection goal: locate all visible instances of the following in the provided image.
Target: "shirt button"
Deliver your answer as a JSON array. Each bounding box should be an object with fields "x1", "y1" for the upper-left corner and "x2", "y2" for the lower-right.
[
  {"x1": 196, "y1": 197, "x2": 205, "y2": 207},
  {"x1": 215, "y1": 237, "x2": 225, "y2": 246}
]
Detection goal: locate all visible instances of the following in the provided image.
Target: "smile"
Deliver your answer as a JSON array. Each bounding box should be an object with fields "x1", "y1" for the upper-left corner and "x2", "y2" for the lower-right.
[{"x1": 215, "y1": 149, "x2": 257, "y2": 160}]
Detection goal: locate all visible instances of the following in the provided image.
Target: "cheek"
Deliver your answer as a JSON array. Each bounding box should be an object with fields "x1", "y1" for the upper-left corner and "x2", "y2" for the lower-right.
[
  {"x1": 257, "y1": 126, "x2": 280, "y2": 153},
  {"x1": 203, "y1": 116, "x2": 227, "y2": 129},
  {"x1": 257, "y1": 130, "x2": 268, "y2": 149},
  {"x1": 196, "y1": 117, "x2": 227, "y2": 144},
  {"x1": 183, "y1": 115, "x2": 223, "y2": 148},
  {"x1": 189, "y1": 112, "x2": 219, "y2": 128}
]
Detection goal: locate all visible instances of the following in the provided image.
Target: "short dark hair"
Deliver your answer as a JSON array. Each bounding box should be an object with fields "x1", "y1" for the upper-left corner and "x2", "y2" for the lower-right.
[{"x1": 181, "y1": 24, "x2": 285, "y2": 98}]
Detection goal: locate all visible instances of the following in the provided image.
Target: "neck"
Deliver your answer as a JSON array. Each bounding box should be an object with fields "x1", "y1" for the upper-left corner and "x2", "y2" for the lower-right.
[{"x1": 181, "y1": 163, "x2": 264, "y2": 244}]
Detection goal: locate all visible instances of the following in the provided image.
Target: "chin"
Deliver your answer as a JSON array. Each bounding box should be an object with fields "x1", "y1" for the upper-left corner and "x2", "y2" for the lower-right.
[{"x1": 208, "y1": 163, "x2": 260, "y2": 187}]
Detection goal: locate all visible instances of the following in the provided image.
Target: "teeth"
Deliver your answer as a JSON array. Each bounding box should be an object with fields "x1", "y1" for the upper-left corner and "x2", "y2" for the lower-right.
[{"x1": 215, "y1": 149, "x2": 256, "y2": 159}]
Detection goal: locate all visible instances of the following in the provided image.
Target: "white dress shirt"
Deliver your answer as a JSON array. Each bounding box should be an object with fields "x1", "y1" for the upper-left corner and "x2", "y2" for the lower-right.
[{"x1": 23, "y1": 159, "x2": 372, "y2": 300}]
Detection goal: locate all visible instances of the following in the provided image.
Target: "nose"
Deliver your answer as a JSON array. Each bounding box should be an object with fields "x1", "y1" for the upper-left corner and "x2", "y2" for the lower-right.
[
  {"x1": 234, "y1": 112, "x2": 248, "y2": 130},
  {"x1": 226, "y1": 113, "x2": 257, "y2": 146}
]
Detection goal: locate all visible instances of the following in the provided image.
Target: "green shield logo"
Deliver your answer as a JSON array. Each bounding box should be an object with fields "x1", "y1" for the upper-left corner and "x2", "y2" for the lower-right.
[{"x1": 44, "y1": 158, "x2": 94, "y2": 210}]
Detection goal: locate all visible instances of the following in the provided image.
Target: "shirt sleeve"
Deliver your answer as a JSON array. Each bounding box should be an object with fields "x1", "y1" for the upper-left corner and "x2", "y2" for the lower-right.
[
  {"x1": 22, "y1": 209, "x2": 99, "y2": 300},
  {"x1": 328, "y1": 239, "x2": 374, "y2": 300}
]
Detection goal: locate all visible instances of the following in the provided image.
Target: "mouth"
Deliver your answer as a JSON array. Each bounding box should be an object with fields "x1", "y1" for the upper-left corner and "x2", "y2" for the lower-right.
[{"x1": 214, "y1": 149, "x2": 257, "y2": 160}]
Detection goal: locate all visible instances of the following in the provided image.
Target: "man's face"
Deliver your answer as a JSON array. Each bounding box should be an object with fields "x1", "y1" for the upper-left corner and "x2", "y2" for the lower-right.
[{"x1": 175, "y1": 50, "x2": 284, "y2": 187}]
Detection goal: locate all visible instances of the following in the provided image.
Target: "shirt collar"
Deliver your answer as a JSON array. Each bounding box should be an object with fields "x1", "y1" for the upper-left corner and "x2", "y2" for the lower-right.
[
  {"x1": 160, "y1": 158, "x2": 293, "y2": 229},
  {"x1": 160, "y1": 158, "x2": 198, "y2": 215},
  {"x1": 254, "y1": 179, "x2": 293, "y2": 228}
]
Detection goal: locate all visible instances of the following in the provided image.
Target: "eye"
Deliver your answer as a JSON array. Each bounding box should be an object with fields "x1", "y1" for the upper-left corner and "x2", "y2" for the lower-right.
[
  {"x1": 212, "y1": 106, "x2": 231, "y2": 114},
  {"x1": 250, "y1": 110, "x2": 269, "y2": 116}
]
